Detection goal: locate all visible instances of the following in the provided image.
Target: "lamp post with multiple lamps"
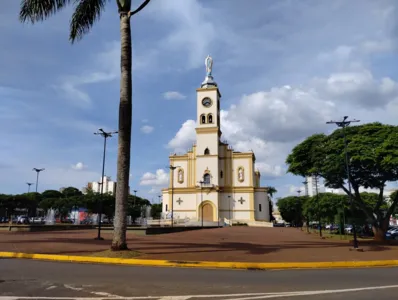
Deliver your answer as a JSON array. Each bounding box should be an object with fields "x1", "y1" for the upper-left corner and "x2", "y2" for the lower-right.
[
  {"x1": 26, "y1": 182, "x2": 34, "y2": 193},
  {"x1": 133, "y1": 190, "x2": 137, "y2": 206},
  {"x1": 94, "y1": 128, "x2": 118, "y2": 240},
  {"x1": 32, "y1": 168, "x2": 44, "y2": 218},
  {"x1": 32, "y1": 168, "x2": 45, "y2": 193},
  {"x1": 168, "y1": 165, "x2": 180, "y2": 228},
  {"x1": 326, "y1": 116, "x2": 360, "y2": 249}
]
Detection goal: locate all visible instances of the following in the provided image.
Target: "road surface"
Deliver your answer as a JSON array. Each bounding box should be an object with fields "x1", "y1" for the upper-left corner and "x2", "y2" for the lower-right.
[{"x1": 1, "y1": 259, "x2": 398, "y2": 299}]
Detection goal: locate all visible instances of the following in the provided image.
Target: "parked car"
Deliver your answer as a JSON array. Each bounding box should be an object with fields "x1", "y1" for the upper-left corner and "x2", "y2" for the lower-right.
[{"x1": 386, "y1": 227, "x2": 398, "y2": 240}]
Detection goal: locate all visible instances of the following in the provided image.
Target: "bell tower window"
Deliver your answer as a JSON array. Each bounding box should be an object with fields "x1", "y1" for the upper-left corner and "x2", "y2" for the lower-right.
[
  {"x1": 208, "y1": 114, "x2": 213, "y2": 123},
  {"x1": 200, "y1": 114, "x2": 206, "y2": 124},
  {"x1": 204, "y1": 148, "x2": 210, "y2": 155}
]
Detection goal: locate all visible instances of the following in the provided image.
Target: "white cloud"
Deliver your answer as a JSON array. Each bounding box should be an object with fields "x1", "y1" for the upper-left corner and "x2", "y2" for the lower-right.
[
  {"x1": 140, "y1": 169, "x2": 169, "y2": 186},
  {"x1": 71, "y1": 162, "x2": 87, "y2": 171},
  {"x1": 163, "y1": 91, "x2": 186, "y2": 100},
  {"x1": 167, "y1": 120, "x2": 196, "y2": 153},
  {"x1": 140, "y1": 125, "x2": 154, "y2": 134}
]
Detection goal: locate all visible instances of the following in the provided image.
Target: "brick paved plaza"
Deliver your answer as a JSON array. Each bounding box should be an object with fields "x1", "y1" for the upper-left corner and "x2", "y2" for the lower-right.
[{"x1": 1, "y1": 227, "x2": 397, "y2": 262}]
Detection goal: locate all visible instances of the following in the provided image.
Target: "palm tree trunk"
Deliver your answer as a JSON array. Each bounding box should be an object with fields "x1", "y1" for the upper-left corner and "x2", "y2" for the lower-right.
[{"x1": 111, "y1": 12, "x2": 132, "y2": 251}]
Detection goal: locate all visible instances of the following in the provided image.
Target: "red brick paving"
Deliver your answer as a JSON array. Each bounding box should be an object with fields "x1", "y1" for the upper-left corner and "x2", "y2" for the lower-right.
[{"x1": 0, "y1": 227, "x2": 397, "y2": 262}]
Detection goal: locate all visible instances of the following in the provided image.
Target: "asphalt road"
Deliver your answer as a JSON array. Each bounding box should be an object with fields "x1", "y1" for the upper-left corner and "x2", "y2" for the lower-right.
[{"x1": 1, "y1": 259, "x2": 398, "y2": 299}]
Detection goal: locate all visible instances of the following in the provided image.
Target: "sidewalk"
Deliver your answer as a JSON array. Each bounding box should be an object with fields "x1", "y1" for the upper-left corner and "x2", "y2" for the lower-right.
[{"x1": 1, "y1": 227, "x2": 397, "y2": 262}]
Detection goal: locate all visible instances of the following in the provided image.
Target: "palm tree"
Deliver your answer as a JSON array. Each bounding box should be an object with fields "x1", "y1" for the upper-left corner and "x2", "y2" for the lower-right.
[
  {"x1": 266, "y1": 186, "x2": 277, "y2": 198},
  {"x1": 19, "y1": 0, "x2": 152, "y2": 250},
  {"x1": 266, "y1": 186, "x2": 277, "y2": 222}
]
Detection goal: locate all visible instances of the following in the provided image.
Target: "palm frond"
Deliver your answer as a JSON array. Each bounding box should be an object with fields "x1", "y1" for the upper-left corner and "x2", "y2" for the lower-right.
[
  {"x1": 19, "y1": 0, "x2": 72, "y2": 23},
  {"x1": 69, "y1": 0, "x2": 107, "y2": 43}
]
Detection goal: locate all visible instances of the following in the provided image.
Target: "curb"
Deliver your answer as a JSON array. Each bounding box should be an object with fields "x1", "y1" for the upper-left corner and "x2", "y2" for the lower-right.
[{"x1": 1, "y1": 251, "x2": 398, "y2": 270}]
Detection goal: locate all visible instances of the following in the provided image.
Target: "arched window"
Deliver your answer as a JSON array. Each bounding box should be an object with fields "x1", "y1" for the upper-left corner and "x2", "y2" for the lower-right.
[
  {"x1": 220, "y1": 171, "x2": 223, "y2": 178},
  {"x1": 208, "y1": 114, "x2": 213, "y2": 123},
  {"x1": 203, "y1": 173, "x2": 211, "y2": 184},
  {"x1": 200, "y1": 114, "x2": 206, "y2": 124},
  {"x1": 259, "y1": 204, "x2": 262, "y2": 212},
  {"x1": 204, "y1": 148, "x2": 210, "y2": 155}
]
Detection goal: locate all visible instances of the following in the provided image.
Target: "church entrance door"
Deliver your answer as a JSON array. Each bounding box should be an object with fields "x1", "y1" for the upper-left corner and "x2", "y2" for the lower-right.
[{"x1": 202, "y1": 203, "x2": 213, "y2": 221}]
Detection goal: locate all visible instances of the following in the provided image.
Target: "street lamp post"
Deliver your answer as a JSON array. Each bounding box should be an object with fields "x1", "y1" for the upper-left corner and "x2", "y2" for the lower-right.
[
  {"x1": 94, "y1": 128, "x2": 117, "y2": 240},
  {"x1": 32, "y1": 168, "x2": 45, "y2": 193},
  {"x1": 327, "y1": 116, "x2": 360, "y2": 249},
  {"x1": 168, "y1": 165, "x2": 180, "y2": 228},
  {"x1": 228, "y1": 195, "x2": 232, "y2": 225},
  {"x1": 133, "y1": 190, "x2": 137, "y2": 206},
  {"x1": 297, "y1": 190, "x2": 301, "y2": 197},
  {"x1": 199, "y1": 181, "x2": 204, "y2": 228},
  {"x1": 26, "y1": 182, "x2": 34, "y2": 193},
  {"x1": 302, "y1": 179, "x2": 309, "y2": 233},
  {"x1": 314, "y1": 174, "x2": 322, "y2": 238}
]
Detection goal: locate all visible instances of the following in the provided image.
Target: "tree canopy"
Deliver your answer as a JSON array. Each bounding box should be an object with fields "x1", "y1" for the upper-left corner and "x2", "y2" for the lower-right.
[{"x1": 286, "y1": 122, "x2": 398, "y2": 239}]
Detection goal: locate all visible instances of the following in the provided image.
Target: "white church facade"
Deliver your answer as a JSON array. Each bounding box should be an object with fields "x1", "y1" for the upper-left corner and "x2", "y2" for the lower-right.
[{"x1": 161, "y1": 56, "x2": 271, "y2": 225}]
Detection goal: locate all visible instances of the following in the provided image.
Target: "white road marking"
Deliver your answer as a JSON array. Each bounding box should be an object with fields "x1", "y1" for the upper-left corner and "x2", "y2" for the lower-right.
[
  {"x1": 0, "y1": 284, "x2": 398, "y2": 300},
  {"x1": 90, "y1": 291, "x2": 123, "y2": 298},
  {"x1": 64, "y1": 284, "x2": 84, "y2": 292},
  {"x1": 158, "y1": 297, "x2": 192, "y2": 300},
  {"x1": 225, "y1": 284, "x2": 398, "y2": 300}
]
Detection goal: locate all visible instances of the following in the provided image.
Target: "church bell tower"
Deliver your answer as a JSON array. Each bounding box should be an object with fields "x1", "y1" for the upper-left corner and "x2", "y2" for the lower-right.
[{"x1": 195, "y1": 55, "x2": 222, "y2": 186}]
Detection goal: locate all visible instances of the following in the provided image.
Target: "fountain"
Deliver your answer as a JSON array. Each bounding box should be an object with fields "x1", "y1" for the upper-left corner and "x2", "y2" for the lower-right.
[
  {"x1": 139, "y1": 205, "x2": 152, "y2": 226},
  {"x1": 45, "y1": 209, "x2": 56, "y2": 225}
]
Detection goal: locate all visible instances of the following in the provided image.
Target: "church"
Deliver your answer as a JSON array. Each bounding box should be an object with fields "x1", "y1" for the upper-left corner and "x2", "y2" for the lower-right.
[{"x1": 161, "y1": 55, "x2": 271, "y2": 225}]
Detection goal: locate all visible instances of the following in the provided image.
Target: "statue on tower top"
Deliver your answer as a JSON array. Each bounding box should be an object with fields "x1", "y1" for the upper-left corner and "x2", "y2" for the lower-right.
[
  {"x1": 201, "y1": 54, "x2": 217, "y2": 88},
  {"x1": 205, "y1": 55, "x2": 213, "y2": 76}
]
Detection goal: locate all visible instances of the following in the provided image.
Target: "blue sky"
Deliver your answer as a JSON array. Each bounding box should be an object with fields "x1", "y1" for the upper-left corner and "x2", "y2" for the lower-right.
[{"x1": 1, "y1": 0, "x2": 398, "y2": 201}]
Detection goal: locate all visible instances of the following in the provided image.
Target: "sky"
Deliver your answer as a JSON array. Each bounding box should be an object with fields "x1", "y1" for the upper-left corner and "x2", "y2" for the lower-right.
[{"x1": 1, "y1": 0, "x2": 398, "y2": 202}]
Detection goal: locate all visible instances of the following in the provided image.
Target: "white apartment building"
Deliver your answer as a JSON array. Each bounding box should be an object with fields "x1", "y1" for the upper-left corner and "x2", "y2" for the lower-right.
[{"x1": 86, "y1": 176, "x2": 118, "y2": 195}]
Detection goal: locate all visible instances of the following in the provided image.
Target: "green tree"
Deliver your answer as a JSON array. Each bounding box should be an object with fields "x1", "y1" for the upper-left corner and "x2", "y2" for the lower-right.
[
  {"x1": 151, "y1": 203, "x2": 162, "y2": 219},
  {"x1": 61, "y1": 187, "x2": 83, "y2": 198},
  {"x1": 19, "y1": 0, "x2": 152, "y2": 250},
  {"x1": 303, "y1": 193, "x2": 345, "y2": 225},
  {"x1": 286, "y1": 123, "x2": 398, "y2": 240},
  {"x1": 41, "y1": 190, "x2": 62, "y2": 199},
  {"x1": 276, "y1": 196, "x2": 306, "y2": 226}
]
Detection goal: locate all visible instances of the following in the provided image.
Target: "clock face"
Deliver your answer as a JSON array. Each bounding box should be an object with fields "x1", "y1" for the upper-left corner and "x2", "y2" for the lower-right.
[{"x1": 202, "y1": 97, "x2": 212, "y2": 107}]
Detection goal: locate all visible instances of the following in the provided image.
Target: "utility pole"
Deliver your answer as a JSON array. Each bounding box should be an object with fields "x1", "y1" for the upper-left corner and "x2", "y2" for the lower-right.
[
  {"x1": 94, "y1": 128, "x2": 117, "y2": 240},
  {"x1": 168, "y1": 165, "x2": 180, "y2": 228},
  {"x1": 26, "y1": 182, "x2": 34, "y2": 193},
  {"x1": 32, "y1": 168, "x2": 45, "y2": 193},
  {"x1": 327, "y1": 116, "x2": 360, "y2": 249}
]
